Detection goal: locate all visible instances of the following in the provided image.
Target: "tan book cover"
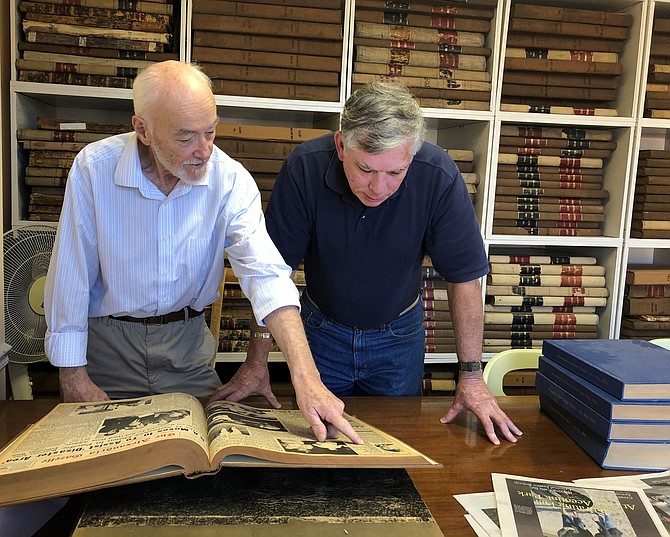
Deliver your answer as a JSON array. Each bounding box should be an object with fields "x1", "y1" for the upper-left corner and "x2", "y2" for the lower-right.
[
  {"x1": 626, "y1": 266, "x2": 670, "y2": 285},
  {"x1": 216, "y1": 123, "x2": 330, "y2": 142},
  {"x1": 489, "y1": 263, "x2": 606, "y2": 276}
]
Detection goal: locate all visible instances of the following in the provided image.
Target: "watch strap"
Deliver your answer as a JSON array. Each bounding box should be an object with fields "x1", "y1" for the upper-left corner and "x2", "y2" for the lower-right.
[{"x1": 459, "y1": 361, "x2": 483, "y2": 372}]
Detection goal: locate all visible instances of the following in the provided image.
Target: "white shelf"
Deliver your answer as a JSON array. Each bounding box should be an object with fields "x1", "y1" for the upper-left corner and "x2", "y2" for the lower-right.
[{"x1": 8, "y1": 0, "x2": 670, "y2": 365}]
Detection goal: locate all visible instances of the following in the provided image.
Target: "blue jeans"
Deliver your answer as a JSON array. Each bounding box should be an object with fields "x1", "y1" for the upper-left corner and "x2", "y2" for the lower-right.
[{"x1": 300, "y1": 293, "x2": 425, "y2": 396}]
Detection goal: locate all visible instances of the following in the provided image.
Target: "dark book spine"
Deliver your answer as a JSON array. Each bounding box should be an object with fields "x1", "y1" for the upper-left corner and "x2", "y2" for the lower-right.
[
  {"x1": 20, "y1": 9, "x2": 170, "y2": 34},
  {"x1": 354, "y1": 8, "x2": 491, "y2": 33},
  {"x1": 192, "y1": 31, "x2": 342, "y2": 57},
  {"x1": 191, "y1": 0, "x2": 342, "y2": 24},
  {"x1": 191, "y1": 13, "x2": 343, "y2": 40},
  {"x1": 211, "y1": 79, "x2": 339, "y2": 101},
  {"x1": 504, "y1": 57, "x2": 623, "y2": 76},
  {"x1": 201, "y1": 62, "x2": 339, "y2": 86},
  {"x1": 24, "y1": 30, "x2": 165, "y2": 51},
  {"x1": 18, "y1": 70, "x2": 135, "y2": 89},
  {"x1": 508, "y1": 17, "x2": 629, "y2": 40},
  {"x1": 511, "y1": 3, "x2": 632, "y2": 27}
]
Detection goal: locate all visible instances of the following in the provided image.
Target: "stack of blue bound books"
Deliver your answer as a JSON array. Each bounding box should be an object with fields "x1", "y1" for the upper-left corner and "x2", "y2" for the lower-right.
[{"x1": 536, "y1": 338, "x2": 670, "y2": 471}]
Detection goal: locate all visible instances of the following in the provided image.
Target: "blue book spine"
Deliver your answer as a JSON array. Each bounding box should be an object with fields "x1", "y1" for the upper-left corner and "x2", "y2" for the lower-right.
[
  {"x1": 541, "y1": 339, "x2": 670, "y2": 401},
  {"x1": 536, "y1": 372, "x2": 613, "y2": 439},
  {"x1": 538, "y1": 356, "x2": 616, "y2": 420},
  {"x1": 538, "y1": 393, "x2": 611, "y2": 468},
  {"x1": 540, "y1": 356, "x2": 670, "y2": 422},
  {"x1": 541, "y1": 339, "x2": 626, "y2": 399}
]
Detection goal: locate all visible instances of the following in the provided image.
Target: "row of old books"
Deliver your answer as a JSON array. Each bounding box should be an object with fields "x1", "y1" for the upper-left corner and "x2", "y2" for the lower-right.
[
  {"x1": 16, "y1": 119, "x2": 332, "y2": 220},
  {"x1": 644, "y1": 17, "x2": 670, "y2": 119},
  {"x1": 421, "y1": 262, "x2": 453, "y2": 354},
  {"x1": 17, "y1": 116, "x2": 478, "y2": 221},
  {"x1": 17, "y1": 118, "x2": 132, "y2": 221},
  {"x1": 620, "y1": 266, "x2": 670, "y2": 340},
  {"x1": 214, "y1": 123, "x2": 332, "y2": 211},
  {"x1": 483, "y1": 253, "x2": 607, "y2": 353},
  {"x1": 536, "y1": 338, "x2": 670, "y2": 471},
  {"x1": 492, "y1": 123, "x2": 613, "y2": 237},
  {"x1": 215, "y1": 265, "x2": 456, "y2": 354},
  {"x1": 630, "y1": 149, "x2": 670, "y2": 239},
  {"x1": 191, "y1": 0, "x2": 344, "y2": 101},
  {"x1": 351, "y1": 0, "x2": 496, "y2": 110},
  {"x1": 501, "y1": 3, "x2": 632, "y2": 117},
  {"x1": 16, "y1": 0, "x2": 178, "y2": 89},
  {"x1": 211, "y1": 267, "x2": 308, "y2": 353}
]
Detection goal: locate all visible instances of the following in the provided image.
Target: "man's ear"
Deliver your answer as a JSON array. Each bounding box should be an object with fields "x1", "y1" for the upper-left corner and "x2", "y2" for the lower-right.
[
  {"x1": 334, "y1": 131, "x2": 345, "y2": 161},
  {"x1": 132, "y1": 115, "x2": 151, "y2": 146}
]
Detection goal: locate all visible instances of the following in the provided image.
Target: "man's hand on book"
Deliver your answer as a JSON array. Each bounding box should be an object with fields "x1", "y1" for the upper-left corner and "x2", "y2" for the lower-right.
[
  {"x1": 59, "y1": 366, "x2": 110, "y2": 402},
  {"x1": 439, "y1": 374, "x2": 523, "y2": 445},
  {"x1": 207, "y1": 360, "x2": 280, "y2": 408},
  {"x1": 294, "y1": 383, "x2": 364, "y2": 445}
]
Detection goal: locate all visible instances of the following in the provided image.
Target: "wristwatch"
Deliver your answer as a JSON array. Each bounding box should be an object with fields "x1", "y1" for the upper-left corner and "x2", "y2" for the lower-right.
[{"x1": 459, "y1": 361, "x2": 483, "y2": 372}]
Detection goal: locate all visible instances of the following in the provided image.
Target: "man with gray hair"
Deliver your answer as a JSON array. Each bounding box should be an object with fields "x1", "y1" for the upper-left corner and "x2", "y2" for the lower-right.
[
  {"x1": 44, "y1": 60, "x2": 361, "y2": 444},
  {"x1": 218, "y1": 80, "x2": 521, "y2": 445}
]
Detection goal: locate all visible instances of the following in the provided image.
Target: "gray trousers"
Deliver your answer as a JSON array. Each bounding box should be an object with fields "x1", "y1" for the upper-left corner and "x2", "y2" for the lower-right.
[{"x1": 86, "y1": 315, "x2": 221, "y2": 399}]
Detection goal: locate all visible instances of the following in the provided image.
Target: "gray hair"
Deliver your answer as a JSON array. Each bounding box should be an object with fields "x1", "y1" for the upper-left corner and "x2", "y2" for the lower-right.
[
  {"x1": 132, "y1": 61, "x2": 213, "y2": 120},
  {"x1": 340, "y1": 80, "x2": 426, "y2": 155}
]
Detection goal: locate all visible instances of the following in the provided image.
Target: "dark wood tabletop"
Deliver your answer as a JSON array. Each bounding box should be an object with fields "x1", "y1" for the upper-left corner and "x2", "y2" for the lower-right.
[{"x1": 0, "y1": 396, "x2": 636, "y2": 535}]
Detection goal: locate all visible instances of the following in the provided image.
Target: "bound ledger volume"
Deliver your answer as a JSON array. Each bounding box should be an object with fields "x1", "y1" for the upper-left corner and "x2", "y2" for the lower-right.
[
  {"x1": 16, "y1": 0, "x2": 177, "y2": 89},
  {"x1": 484, "y1": 250, "x2": 607, "y2": 353},
  {"x1": 0, "y1": 392, "x2": 439, "y2": 507},
  {"x1": 18, "y1": 117, "x2": 132, "y2": 221},
  {"x1": 645, "y1": 17, "x2": 670, "y2": 118},
  {"x1": 191, "y1": 0, "x2": 344, "y2": 101},
  {"x1": 630, "y1": 149, "x2": 670, "y2": 240},
  {"x1": 493, "y1": 124, "x2": 613, "y2": 238},
  {"x1": 351, "y1": 0, "x2": 496, "y2": 110},
  {"x1": 502, "y1": 3, "x2": 632, "y2": 116},
  {"x1": 537, "y1": 338, "x2": 670, "y2": 471},
  {"x1": 620, "y1": 265, "x2": 670, "y2": 340},
  {"x1": 542, "y1": 338, "x2": 670, "y2": 400}
]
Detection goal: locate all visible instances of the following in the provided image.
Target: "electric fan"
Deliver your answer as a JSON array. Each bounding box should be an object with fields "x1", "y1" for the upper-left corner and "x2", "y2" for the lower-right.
[{"x1": 3, "y1": 225, "x2": 57, "y2": 364}]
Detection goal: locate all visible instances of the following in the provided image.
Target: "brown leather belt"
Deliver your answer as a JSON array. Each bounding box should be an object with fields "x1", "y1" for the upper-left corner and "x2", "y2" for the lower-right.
[{"x1": 111, "y1": 307, "x2": 204, "y2": 325}]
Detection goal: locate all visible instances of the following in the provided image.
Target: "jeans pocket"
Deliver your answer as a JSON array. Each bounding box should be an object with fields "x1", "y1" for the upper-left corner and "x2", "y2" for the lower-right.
[
  {"x1": 388, "y1": 300, "x2": 424, "y2": 338},
  {"x1": 300, "y1": 295, "x2": 328, "y2": 329},
  {"x1": 301, "y1": 306, "x2": 327, "y2": 329}
]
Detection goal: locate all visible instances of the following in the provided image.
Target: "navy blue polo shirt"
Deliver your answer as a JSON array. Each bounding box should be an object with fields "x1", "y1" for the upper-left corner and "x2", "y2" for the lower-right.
[{"x1": 265, "y1": 133, "x2": 488, "y2": 328}]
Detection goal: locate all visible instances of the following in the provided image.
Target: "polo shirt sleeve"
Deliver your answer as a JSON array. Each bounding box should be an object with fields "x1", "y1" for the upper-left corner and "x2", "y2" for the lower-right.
[{"x1": 425, "y1": 165, "x2": 489, "y2": 283}]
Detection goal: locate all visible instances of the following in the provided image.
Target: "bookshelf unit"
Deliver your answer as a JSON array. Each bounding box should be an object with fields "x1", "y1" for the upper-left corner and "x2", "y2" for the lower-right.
[{"x1": 6, "y1": 0, "x2": 670, "y2": 368}]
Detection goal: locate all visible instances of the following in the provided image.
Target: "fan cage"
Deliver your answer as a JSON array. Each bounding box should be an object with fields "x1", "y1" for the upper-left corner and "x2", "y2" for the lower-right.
[{"x1": 3, "y1": 225, "x2": 56, "y2": 363}]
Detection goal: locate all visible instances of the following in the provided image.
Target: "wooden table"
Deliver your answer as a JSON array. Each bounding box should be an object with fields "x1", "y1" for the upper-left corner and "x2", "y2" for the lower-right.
[{"x1": 0, "y1": 396, "x2": 634, "y2": 535}]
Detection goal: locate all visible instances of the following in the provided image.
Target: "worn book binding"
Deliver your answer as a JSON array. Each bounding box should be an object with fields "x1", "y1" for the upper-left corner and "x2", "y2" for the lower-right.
[{"x1": 0, "y1": 392, "x2": 440, "y2": 507}]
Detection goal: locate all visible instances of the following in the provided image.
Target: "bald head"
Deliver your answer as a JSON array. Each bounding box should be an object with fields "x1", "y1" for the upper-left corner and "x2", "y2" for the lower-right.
[{"x1": 132, "y1": 61, "x2": 214, "y2": 121}]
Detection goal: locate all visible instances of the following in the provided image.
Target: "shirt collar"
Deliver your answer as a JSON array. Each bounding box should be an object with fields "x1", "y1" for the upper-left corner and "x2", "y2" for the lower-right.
[{"x1": 114, "y1": 132, "x2": 210, "y2": 199}]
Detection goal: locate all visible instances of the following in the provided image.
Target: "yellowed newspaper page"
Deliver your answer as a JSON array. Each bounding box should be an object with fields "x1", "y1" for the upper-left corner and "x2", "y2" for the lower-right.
[
  {"x1": 0, "y1": 393, "x2": 210, "y2": 505},
  {"x1": 206, "y1": 401, "x2": 440, "y2": 468}
]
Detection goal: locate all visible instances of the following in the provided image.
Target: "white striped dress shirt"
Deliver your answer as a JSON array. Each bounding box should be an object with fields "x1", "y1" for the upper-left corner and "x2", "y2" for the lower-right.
[{"x1": 45, "y1": 132, "x2": 298, "y2": 367}]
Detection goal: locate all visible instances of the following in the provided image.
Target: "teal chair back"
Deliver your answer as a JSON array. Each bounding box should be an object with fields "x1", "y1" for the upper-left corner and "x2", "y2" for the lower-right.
[
  {"x1": 650, "y1": 338, "x2": 670, "y2": 350},
  {"x1": 483, "y1": 348, "x2": 541, "y2": 396}
]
